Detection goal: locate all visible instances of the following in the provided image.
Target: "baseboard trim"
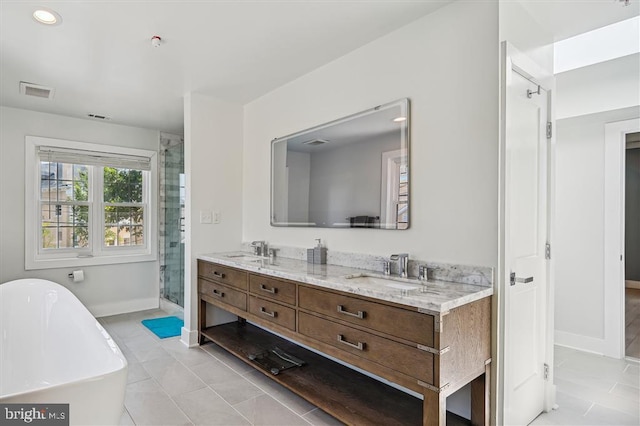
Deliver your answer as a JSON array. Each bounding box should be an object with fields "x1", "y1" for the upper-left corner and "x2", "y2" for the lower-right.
[
  {"x1": 90, "y1": 297, "x2": 159, "y2": 318},
  {"x1": 181, "y1": 327, "x2": 199, "y2": 347},
  {"x1": 555, "y1": 330, "x2": 606, "y2": 356}
]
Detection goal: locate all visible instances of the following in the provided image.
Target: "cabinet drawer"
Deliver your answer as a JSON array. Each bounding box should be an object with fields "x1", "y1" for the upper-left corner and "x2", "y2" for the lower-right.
[
  {"x1": 249, "y1": 274, "x2": 296, "y2": 306},
  {"x1": 298, "y1": 286, "x2": 434, "y2": 347},
  {"x1": 248, "y1": 297, "x2": 296, "y2": 331},
  {"x1": 299, "y1": 312, "x2": 434, "y2": 385},
  {"x1": 198, "y1": 260, "x2": 248, "y2": 290},
  {"x1": 199, "y1": 278, "x2": 247, "y2": 311}
]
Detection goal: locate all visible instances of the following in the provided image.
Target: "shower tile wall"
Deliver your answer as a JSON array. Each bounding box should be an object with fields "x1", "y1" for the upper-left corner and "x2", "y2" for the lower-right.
[{"x1": 160, "y1": 133, "x2": 184, "y2": 307}]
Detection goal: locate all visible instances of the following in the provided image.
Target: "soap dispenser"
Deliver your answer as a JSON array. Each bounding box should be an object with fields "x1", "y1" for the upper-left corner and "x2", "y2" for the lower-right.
[{"x1": 307, "y1": 239, "x2": 327, "y2": 264}]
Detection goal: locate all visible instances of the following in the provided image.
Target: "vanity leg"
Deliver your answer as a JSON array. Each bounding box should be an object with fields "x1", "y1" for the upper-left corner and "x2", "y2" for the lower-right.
[
  {"x1": 471, "y1": 363, "x2": 491, "y2": 426},
  {"x1": 423, "y1": 389, "x2": 446, "y2": 426},
  {"x1": 198, "y1": 298, "x2": 206, "y2": 345}
]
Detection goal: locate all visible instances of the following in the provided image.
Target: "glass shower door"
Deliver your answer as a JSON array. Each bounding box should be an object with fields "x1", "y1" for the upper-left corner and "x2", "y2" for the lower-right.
[{"x1": 163, "y1": 143, "x2": 184, "y2": 306}]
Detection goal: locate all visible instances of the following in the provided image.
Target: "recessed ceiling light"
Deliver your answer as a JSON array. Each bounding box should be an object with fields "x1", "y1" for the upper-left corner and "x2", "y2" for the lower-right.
[
  {"x1": 393, "y1": 117, "x2": 407, "y2": 122},
  {"x1": 33, "y1": 8, "x2": 62, "y2": 26},
  {"x1": 302, "y1": 139, "x2": 329, "y2": 146}
]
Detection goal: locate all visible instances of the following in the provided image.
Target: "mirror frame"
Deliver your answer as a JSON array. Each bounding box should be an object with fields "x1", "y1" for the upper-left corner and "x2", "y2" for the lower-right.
[{"x1": 270, "y1": 98, "x2": 410, "y2": 229}]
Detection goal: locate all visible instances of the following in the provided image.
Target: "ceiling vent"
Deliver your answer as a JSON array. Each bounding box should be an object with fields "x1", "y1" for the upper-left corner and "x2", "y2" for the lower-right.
[
  {"x1": 303, "y1": 139, "x2": 329, "y2": 146},
  {"x1": 19, "y1": 81, "x2": 55, "y2": 99},
  {"x1": 87, "y1": 113, "x2": 111, "y2": 121}
]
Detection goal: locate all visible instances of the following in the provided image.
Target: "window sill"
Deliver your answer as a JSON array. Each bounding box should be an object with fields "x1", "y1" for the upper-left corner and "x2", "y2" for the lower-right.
[{"x1": 25, "y1": 252, "x2": 157, "y2": 270}]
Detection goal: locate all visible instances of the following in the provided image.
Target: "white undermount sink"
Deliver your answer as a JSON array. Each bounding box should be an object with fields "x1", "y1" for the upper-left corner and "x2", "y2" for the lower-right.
[
  {"x1": 224, "y1": 253, "x2": 262, "y2": 260},
  {"x1": 342, "y1": 273, "x2": 425, "y2": 291}
]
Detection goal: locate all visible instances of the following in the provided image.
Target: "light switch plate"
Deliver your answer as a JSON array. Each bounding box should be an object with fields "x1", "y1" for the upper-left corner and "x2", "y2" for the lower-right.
[
  {"x1": 213, "y1": 211, "x2": 221, "y2": 224},
  {"x1": 200, "y1": 210, "x2": 213, "y2": 224}
]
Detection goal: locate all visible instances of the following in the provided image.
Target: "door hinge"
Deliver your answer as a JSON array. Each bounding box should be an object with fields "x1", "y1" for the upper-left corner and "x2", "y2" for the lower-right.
[
  {"x1": 545, "y1": 242, "x2": 551, "y2": 260},
  {"x1": 544, "y1": 363, "x2": 550, "y2": 380},
  {"x1": 546, "y1": 122, "x2": 552, "y2": 139}
]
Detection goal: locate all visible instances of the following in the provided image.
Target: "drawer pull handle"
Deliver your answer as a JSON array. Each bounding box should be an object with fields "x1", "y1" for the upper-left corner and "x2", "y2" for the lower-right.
[
  {"x1": 337, "y1": 334, "x2": 365, "y2": 351},
  {"x1": 259, "y1": 284, "x2": 277, "y2": 294},
  {"x1": 260, "y1": 307, "x2": 277, "y2": 318},
  {"x1": 213, "y1": 271, "x2": 226, "y2": 279},
  {"x1": 337, "y1": 305, "x2": 365, "y2": 319},
  {"x1": 212, "y1": 289, "x2": 225, "y2": 298}
]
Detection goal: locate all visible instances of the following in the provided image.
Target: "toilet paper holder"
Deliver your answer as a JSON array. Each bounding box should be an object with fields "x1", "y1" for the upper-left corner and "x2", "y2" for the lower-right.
[{"x1": 68, "y1": 270, "x2": 85, "y2": 282}]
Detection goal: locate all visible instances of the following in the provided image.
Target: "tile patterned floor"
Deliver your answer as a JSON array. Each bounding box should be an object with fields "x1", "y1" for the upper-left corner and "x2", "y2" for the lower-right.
[
  {"x1": 102, "y1": 309, "x2": 640, "y2": 426},
  {"x1": 626, "y1": 287, "x2": 640, "y2": 359},
  {"x1": 99, "y1": 309, "x2": 342, "y2": 426},
  {"x1": 531, "y1": 345, "x2": 640, "y2": 426}
]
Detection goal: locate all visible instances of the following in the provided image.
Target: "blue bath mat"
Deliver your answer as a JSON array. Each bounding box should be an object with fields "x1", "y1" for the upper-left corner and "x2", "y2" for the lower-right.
[{"x1": 141, "y1": 316, "x2": 183, "y2": 338}]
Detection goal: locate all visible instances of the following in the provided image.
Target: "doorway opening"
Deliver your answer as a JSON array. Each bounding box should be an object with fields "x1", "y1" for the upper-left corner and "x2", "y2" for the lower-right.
[{"x1": 625, "y1": 131, "x2": 640, "y2": 359}]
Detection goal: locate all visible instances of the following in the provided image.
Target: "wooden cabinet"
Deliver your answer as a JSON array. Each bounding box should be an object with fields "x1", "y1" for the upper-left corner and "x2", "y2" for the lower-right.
[
  {"x1": 198, "y1": 259, "x2": 491, "y2": 426},
  {"x1": 199, "y1": 278, "x2": 247, "y2": 311},
  {"x1": 298, "y1": 311, "x2": 435, "y2": 384},
  {"x1": 249, "y1": 274, "x2": 296, "y2": 305},
  {"x1": 198, "y1": 260, "x2": 248, "y2": 290},
  {"x1": 298, "y1": 285, "x2": 434, "y2": 347},
  {"x1": 248, "y1": 296, "x2": 296, "y2": 331}
]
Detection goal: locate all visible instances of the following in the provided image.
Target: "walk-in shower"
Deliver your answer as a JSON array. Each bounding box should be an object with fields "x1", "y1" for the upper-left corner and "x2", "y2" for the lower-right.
[{"x1": 160, "y1": 134, "x2": 184, "y2": 307}]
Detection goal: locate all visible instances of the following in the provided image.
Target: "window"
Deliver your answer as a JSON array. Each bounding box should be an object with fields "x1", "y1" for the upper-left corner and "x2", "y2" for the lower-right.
[{"x1": 26, "y1": 136, "x2": 157, "y2": 269}]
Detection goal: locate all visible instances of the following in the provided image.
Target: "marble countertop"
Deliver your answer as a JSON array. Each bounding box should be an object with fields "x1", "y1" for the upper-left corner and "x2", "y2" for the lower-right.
[{"x1": 198, "y1": 251, "x2": 493, "y2": 314}]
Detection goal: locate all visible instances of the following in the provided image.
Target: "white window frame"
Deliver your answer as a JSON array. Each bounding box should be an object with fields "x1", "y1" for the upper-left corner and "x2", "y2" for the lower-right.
[{"x1": 25, "y1": 136, "x2": 158, "y2": 270}]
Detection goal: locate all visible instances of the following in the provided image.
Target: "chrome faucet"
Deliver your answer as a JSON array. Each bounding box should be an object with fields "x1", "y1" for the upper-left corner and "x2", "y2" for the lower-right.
[
  {"x1": 251, "y1": 240, "x2": 267, "y2": 257},
  {"x1": 390, "y1": 253, "x2": 409, "y2": 278},
  {"x1": 418, "y1": 265, "x2": 427, "y2": 281}
]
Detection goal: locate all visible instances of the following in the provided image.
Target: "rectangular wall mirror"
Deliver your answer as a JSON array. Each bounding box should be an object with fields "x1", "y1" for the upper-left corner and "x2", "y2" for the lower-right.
[{"x1": 271, "y1": 98, "x2": 410, "y2": 229}]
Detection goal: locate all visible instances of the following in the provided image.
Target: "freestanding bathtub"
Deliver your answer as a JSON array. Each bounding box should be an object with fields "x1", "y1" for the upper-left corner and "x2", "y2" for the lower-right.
[{"x1": 0, "y1": 279, "x2": 128, "y2": 425}]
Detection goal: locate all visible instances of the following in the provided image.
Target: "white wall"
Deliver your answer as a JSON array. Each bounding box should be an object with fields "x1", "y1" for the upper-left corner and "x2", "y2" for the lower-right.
[
  {"x1": 0, "y1": 106, "x2": 159, "y2": 317},
  {"x1": 183, "y1": 93, "x2": 244, "y2": 345},
  {"x1": 241, "y1": 1, "x2": 498, "y2": 419},
  {"x1": 554, "y1": 106, "x2": 640, "y2": 353},
  {"x1": 556, "y1": 54, "x2": 640, "y2": 120},
  {"x1": 553, "y1": 44, "x2": 640, "y2": 355},
  {"x1": 308, "y1": 134, "x2": 397, "y2": 226},
  {"x1": 242, "y1": 0, "x2": 499, "y2": 267},
  {"x1": 499, "y1": 1, "x2": 554, "y2": 75},
  {"x1": 286, "y1": 150, "x2": 310, "y2": 223}
]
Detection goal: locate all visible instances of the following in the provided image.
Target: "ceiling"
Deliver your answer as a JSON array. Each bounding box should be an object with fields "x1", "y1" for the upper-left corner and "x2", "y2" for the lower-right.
[
  {"x1": 521, "y1": 0, "x2": 639, "y2": 42},
  {"x1": 0, "y1": 1, "x2": 453, "y2": 134},
  {"x1": 1, "y1": 1, "x2": 637, "y2": 135}
]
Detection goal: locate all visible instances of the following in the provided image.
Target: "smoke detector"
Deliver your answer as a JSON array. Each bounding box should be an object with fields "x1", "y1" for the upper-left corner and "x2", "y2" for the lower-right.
[
  {"x1": 151, "y1": 35, "x2": 162, "y2": 48},
  {"x1": 19, "y1": 82, "x2": 55, "y2": 99}
]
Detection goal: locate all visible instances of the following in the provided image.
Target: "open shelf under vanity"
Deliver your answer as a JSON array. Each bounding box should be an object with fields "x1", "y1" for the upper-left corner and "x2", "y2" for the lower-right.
[{"x1": 201, "y1": 321, "x2": 423, "y2": 425}]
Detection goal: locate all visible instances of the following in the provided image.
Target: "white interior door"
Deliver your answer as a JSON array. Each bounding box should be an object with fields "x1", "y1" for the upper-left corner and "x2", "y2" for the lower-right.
[{"x1": 503, "y1": 65, "x2": 549, "y2": 425}]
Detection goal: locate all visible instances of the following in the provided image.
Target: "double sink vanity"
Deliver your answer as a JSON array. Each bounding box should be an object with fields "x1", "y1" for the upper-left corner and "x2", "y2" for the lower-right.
[{"x1": 197, "y1": 250, "x2": 492, "y2": 426}]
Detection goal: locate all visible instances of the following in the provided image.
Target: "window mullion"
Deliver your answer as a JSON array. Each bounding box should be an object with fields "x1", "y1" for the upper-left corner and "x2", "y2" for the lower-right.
[{"x1": 93, "y1": 165, "x2": 103, "y2": 256}]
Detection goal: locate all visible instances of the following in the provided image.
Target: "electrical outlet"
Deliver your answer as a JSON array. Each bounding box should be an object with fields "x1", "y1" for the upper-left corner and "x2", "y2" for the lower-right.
[
  {"x1": 200, "y1": 210, "x2": 213, "y2": 224},
  {"x1": 213, "y1": 211, "x2": 221, "y2": 224}
]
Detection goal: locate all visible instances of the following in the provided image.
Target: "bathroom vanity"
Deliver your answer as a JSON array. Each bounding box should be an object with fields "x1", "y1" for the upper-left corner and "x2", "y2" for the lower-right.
[{"x1": 197, "y1": 253, "x2": 492, "y2": 426}]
